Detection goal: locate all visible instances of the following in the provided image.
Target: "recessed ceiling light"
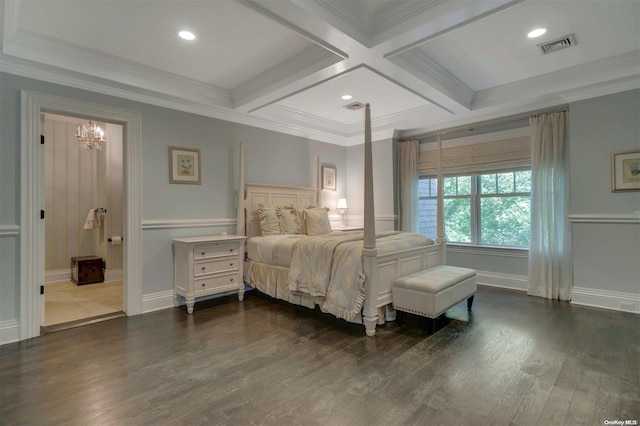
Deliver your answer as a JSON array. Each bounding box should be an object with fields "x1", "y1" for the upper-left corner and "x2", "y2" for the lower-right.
[
  {"x1": 178, "y1": 30, "x2": 196, "y2": 41},
  {"x1": 527, "y1": 27, "x2": 547, "y2": 39},
  {"x1": 341, "y1": 94, "x2": 352, "y2": 100}
]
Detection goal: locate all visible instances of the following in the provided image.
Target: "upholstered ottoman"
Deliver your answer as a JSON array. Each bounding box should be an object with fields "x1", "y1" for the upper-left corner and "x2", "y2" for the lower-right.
[{"x1": 392, "y1": 265, "x2": 477, "y2": 321}]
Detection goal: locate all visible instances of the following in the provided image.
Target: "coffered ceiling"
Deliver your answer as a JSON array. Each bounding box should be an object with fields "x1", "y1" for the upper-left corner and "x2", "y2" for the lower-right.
[{"x1": 1, "y1": 0, "x2": 638, "y2": 146}]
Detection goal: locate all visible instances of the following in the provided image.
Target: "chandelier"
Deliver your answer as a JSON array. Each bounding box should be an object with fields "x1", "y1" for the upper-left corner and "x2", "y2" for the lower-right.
[{"x1": 76, "y1": 121, "x2": 105, "y2": 150}]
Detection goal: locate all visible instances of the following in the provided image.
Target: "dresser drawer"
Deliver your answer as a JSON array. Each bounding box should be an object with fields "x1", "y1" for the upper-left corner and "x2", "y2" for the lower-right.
[
  {"x1": 194, "y1": 242, "x2": 239, "y2": 260},
  {"x1": 194, "y1": 257, "x2": 239, "y2": 276},
  {"x1": 194, "y1": 273, "x2": 239, "y2": 294}
]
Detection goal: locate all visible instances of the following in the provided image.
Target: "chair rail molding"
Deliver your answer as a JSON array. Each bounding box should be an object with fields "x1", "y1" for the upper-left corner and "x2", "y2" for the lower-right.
[{"x1": 569, "y1": 213, "x2": 640, "y2": 224}]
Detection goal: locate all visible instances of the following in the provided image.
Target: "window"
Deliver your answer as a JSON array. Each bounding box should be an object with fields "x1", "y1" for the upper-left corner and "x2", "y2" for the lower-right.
[{"x1": 419, "y1": 170, "x2": 531, "y2": 247}]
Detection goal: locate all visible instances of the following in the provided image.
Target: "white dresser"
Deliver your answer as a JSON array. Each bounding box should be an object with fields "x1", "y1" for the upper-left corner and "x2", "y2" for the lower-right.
[{"x1": 173, "y1": 235, "x2": 246, "y2": 314}]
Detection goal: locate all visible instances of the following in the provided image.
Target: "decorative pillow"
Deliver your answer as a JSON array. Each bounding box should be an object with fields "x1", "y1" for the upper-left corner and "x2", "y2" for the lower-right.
[
  {"x1": 292, "y1": 206, "x2": 314, "y2": 235},
  {"x1": 257, "y1": 204, "x2": 281, "y2": 236},
  {"x1": 276, "y1": 206, "x2": 299, "y2": 234},
  {"x1": 303, "y1": 207, "x2": 331, "y2": 236}
]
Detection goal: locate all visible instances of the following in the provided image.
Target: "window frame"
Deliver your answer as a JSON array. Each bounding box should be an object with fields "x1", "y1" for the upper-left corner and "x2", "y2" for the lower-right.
[{"x1": 418, "y1": 167, "x2": 531, "y2": 248}]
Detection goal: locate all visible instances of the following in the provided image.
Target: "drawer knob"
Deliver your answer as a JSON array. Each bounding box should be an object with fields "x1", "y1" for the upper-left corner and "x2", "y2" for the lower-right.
[
  {"x1": 202, "y1": 267, "x2": 206, "y2": 270},
  {"x1": 230, "y1": 278, "x2": 234, "y2": 282},
  {"x1": 201, "y1": 252, "x2": 205, "y2": 255},
  {"x1": 201, "y1": 283, "x2": 206, "y2": 287}
]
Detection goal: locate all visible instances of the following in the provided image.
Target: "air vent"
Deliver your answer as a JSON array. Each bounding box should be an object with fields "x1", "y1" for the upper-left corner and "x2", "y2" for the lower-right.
[
  {"x1": 343, "y1": 101, "x2": 365, "y2": 110},
  {"x1": 537, "y1": 34, "x2": 577, "y2": 54}
]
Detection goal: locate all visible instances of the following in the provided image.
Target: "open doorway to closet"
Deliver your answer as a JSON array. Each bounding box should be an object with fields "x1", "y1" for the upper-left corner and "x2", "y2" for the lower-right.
[{"x1": 42, "y1": 113, "x2": 125, "y2": 330}]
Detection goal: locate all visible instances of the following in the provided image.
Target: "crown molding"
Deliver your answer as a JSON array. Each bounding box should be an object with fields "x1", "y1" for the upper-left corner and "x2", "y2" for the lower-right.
[
  {"x1": 232, "y1": 45, "x2": 343, "y2": 111},
  {"x1": 3, "y1": 29, "x2": 231, "y2": 107},
  {"x1": 238, "y1": 0, "x2": 348, "y2": 60},
  {"x1": 473, "y1": 50, "x2": 640, "y2": 110},
  {"x1": 387, "y1": 50, "x2": 473, "y2": 111}
]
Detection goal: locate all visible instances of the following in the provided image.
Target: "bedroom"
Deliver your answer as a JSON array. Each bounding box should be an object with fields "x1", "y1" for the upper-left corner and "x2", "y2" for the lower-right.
[{"x1": 0, "y1": 0, "x2": 639, "y2": 423}]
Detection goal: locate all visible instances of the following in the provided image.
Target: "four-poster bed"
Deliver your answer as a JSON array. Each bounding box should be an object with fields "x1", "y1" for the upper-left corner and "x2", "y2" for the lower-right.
[{"x1": 237, "y1": 104, "x2": 446, "y2": 336}]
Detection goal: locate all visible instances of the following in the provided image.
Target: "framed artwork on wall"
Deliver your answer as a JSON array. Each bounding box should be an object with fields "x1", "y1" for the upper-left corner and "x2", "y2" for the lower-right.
[
  {"x1": 322, "y1": 165, "x2": 337, "y2": 190},
  {"x1": 169, "y1": 146, "x2": 201, "y2": 185},
  {"x1": 611, "y1": 150, "x2": 640, "y2": 192}
]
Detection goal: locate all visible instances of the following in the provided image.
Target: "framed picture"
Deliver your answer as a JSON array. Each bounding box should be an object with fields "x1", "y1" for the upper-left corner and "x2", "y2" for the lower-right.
[
  {"x1": 611, "y1": 150, "x2": 640, "y2": 192},
  {"x1": 322, "y1": 165, "x2": 337, "y2": 190},
  {"x1": 169, "y1": 146, "x2": 201, "y2": 185}
]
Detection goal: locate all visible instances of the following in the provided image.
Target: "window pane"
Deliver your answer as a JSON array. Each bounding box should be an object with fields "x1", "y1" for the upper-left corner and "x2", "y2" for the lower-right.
[
  {"x1": 443, "y1": 177, "x2": 458, "y2": 196},
  {"x1": 480, "y1": 173, "x2": 497, "y2": 194},
  {"x1": 444, "y1": 198, "x2": 471, "y2": 243},
  {"x1": 456, "y1": 175, "x2": 472, "y2": 195},
  {"x1": 497, "y1": 172, "x2": 515, "y2": 193},
  {"x1": 480, "y1": 196, "x2": 530, "y2": 246},
  {"x1": 418, "y1": 197, "x2": 437, "y2": 238},
  {"x1": 418, "y1": 178, "x2": 435, "y2": 197},
  {"x1": 515, "y1": 170, "x2": 531, "y2": 192}
]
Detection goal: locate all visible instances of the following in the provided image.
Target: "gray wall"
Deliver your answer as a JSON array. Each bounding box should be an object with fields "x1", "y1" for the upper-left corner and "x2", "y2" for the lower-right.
[
  {"x1": 346, "y1": 138, "x2": 397, "y2": 231},
  {"x1": 1, "y1": 69, "x2": 638, "y2": 332},
  {"x1": 569, "y1": 89, "x2": 640, "y2": 301},
  {"x1": 0, "y1": 72, "x2": 346, "y2": 323}
]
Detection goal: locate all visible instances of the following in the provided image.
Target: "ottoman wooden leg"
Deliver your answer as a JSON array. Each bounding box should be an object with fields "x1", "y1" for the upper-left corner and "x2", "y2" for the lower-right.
[{"x1": 467, "y1": 295, "x2": 475, "y2": 310}]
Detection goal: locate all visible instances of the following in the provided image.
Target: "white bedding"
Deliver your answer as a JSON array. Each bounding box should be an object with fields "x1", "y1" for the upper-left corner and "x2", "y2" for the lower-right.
[
  {"x1": 247, "y1": 231, "x2": 435, "y2": 321},
  {"x1": 247, "y1": 234, "x2": 305, "y2": 264}
]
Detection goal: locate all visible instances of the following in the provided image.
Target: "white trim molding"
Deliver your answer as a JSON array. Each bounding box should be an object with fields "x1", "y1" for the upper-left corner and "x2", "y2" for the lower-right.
[
  {"x1": 20, "y1": 90, "x2": 142, "y2": 341},
  {"x1": 447, "y1": 245, "x2": 528, "y2": 259},
  {"x1": 569, "y1": 213, "x2": 640, "y2": 224},
  {"x1": 45, "y1": 269, "x2": 71, "y2": 283},
  {"x1": 142, "y1": 290, "x2": 175, "y2": 314},
  {"x1": 572, "y1": 287, "x2": 640, "y2": 314},
  {"x1": 0, "y1": 320, "x2": 20, "y2": 346},
  {"x1": 0, "y1": 225, "x2": 19, "y2": 237},
  {"x1": 476, "y1": 270, "x2": 528, "y2": 292},
  {"x1": 142, "y1": 218, "x2": 236, "y2": 230}
]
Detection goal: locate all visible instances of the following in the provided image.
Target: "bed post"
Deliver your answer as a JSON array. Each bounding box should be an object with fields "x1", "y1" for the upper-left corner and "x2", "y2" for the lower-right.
[
  {"x1": 362, "y1": 104, "x2": 379, "y2": 337},
  {"x1": 237, "y1": 143, "x2": 245, "y2": 238},
  {"x1": 436, "y1": 134, "x2": 446, "y2": 264}
]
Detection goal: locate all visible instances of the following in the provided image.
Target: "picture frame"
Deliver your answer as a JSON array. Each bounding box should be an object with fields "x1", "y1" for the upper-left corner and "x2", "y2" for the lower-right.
[
  {"x1": 611, "y1": 150, "x2": 640, "y2": 192},
  {"x1": 169, "y1": 146, "x2": 201, "y2": 185},
  {"x1": 321, "y1": 165, "x2": 337, "y2": 190}
]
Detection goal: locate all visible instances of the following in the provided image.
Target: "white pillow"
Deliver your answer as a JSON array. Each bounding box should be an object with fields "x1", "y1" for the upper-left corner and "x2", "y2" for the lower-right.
[
  {"x1": 303, "y1": 207, "x2": 331, "y2": 236},
  {"x1": 276, "y1": 206, "x2": 300, "y2": 234},
  {"x1": 292, "y1": 206, "x2": 314, "y2": 235},
  {"x1": 257, "y1": 204, "x2": 281, "y2": 236}
]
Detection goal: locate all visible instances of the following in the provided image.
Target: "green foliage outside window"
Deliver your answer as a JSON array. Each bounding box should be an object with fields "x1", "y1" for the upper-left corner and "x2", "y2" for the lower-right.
[{"x1": 419, "y1": 170, "x2": 531, "y2": 247}]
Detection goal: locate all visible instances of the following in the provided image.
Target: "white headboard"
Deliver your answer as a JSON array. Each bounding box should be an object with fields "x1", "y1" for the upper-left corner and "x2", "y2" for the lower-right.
[{"x1": 243, "y1": 183, "x2": 318, "y2": 239}]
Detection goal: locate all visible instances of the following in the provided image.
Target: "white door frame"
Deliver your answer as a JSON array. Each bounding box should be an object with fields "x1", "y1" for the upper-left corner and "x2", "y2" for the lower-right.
[{"x1": 20, "y1": 90, "x2": 142, "y2": 340}]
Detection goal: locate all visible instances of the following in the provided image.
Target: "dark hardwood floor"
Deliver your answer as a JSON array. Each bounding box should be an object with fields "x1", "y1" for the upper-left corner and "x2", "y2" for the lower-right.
[{"x1": 1, "y1": 285, "x2": 638, "y2": 426}]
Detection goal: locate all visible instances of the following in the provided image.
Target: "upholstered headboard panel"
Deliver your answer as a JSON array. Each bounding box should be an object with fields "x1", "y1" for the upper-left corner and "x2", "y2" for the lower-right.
[{"x1": 244, "y1": 183, "x2": 318, "y2": 239}]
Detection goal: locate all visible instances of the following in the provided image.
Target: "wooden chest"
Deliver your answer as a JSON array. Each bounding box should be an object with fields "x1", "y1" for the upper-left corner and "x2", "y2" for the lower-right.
[{"x1": 71, "y1": 256, "x2": 104, "y2": 285}]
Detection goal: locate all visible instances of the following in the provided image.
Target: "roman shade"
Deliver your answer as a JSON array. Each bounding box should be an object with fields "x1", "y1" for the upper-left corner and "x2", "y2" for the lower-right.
[{"x1": 419, "y1": 127, "x2": 531, "y2": 175}]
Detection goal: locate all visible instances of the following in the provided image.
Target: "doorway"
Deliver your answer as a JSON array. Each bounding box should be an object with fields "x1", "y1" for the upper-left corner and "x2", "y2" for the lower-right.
[
  {"x1": 42, "y1": 113, "x2": 125, "y2": 330},
  {"x1": 20, "y1": 90, "x2": 143, "y2": 341}
]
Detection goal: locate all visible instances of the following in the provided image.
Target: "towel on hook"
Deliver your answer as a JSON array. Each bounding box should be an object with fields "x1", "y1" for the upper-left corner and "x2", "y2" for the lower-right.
[{"x1": 83, "y1": 209, "x2": 101, "y2": 230}]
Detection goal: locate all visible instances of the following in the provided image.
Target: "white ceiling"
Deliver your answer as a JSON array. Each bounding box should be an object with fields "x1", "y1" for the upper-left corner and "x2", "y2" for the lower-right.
[{"x1": 2, "y1": 0, "x2": 639, "y2": 146}]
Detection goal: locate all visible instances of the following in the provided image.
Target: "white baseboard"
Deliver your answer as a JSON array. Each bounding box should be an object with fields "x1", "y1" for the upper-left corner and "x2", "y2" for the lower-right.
[
  {"x1": 571, "y1": 286, "x2": 640, "y2": 314},
  {"x1": 105, "y1": 269, "x2": 123, "y2": 282},
  {"x1": 476, "y1": 270, "x2": 528, "y2": 292},
  {"x1": 45, "y1": 269, "x2": 71, "y2": 283},
  {"x1": 46, "y1": 268, "x2": 123, "y2": 284},
  {"x1": 0, "y1": 320, "x2": 19, "y2": 346},
  {"x1": 142, "y1": 290, "x2": 175, "y2": 313}
]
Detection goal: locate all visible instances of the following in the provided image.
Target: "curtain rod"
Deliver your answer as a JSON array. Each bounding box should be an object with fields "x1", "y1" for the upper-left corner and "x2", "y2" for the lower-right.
[{"x1": 400, "y1": 104, "x2": 569, "y2": 142}]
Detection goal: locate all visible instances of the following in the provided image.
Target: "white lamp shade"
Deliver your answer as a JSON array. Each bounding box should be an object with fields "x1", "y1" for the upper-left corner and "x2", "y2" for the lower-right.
[{"x1": 337, "y1": 198, "x2": 348, "y2": 210}]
